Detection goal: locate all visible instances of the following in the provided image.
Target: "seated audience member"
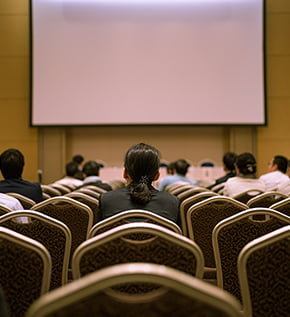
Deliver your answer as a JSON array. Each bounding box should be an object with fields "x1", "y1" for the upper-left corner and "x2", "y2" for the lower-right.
[
  {"x1": 259, "y1": 155, "x2": 289, "y2": 191},
  {"x1": 53, "y1": 161, "x2": 84, "y2": 188},
  {"x1": 166, "y1": 161, "x2": 175, "y2": 175},
  {"x1": 276, "y1": 178, "x2": 290, "y2": 195},
  {"x1": 0, "y1": 193, "x2": 23, "y2": 210},
  {"x1": 208, "y1": 152, "x2": 237, "y2": 189},
  {"x1": 77, "y1": 160, "x2": 112, "y2": 191},
  {"x1": 223, "y1": 152, "x2": 265, "y2": 197},
  {"x1": 0, "y1": 149, "x2": 43, "y2": 203},
  {"x1": 158, "y1": 159, "x2": 198, "y2": 191},
  {"x1": 72, "y1": 154, "x2": 85, "y2": 180},
  {"x1": 99, "y1": 143, "x2": 180, "y2": 224}
]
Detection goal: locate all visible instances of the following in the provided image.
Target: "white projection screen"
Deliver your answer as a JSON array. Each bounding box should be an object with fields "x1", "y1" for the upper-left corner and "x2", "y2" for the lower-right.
[{"x1": 30, "y1": 0, "x2": 266, "y2": 126}]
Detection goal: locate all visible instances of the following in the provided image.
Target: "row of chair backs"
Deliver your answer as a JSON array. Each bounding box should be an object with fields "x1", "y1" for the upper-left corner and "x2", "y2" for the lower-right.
[{"x1": 26, "y1": 263, "x2": 242, "y2": 317}]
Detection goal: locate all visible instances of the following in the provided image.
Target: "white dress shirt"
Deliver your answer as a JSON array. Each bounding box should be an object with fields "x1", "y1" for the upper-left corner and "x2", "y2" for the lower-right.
[{"x1": 259, "y1": 171, "x2": 289, "y2": 191}]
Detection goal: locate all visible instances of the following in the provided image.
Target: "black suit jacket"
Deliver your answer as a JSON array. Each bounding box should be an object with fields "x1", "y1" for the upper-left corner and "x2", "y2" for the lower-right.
[{"x1": 99, "y1": 185, "x2": 180, "y2": 225}]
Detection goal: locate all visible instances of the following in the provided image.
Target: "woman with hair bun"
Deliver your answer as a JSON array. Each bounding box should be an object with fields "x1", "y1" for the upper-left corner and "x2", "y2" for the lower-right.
[
  {"x1": 223, "y1": 152, "x2": 265, "y2": 197},
  {"x1": 98, "y1": 143, "x2": 180, "y2": 224}
]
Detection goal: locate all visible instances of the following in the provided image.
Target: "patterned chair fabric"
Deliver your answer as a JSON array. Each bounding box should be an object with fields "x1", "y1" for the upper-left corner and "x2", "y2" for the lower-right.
[
  {"x1": 6, "y1": 192, "x2": 36, "y2": 209},
  {"x1": 26, "y1": 263, "x2": 242, "y2": 317},
  {"x1": 0, "y1": 227, "x2": 51, "y2": 317},
  {"x1": 72, "y1": 223, "x2": 204, "y2": 281},
  {"x1": 31, "y1": 196, "x2": 93, "y2": 264},
  {"x1": 65, "y1": 192, "x2": 100, "y2": 224},
  {"x1": 179, "y1": 192, "x2": 219, "y2": 236},
  {"x1": 0, "y1": 210, "x2": 71, "y2": 290},
  {"x1": 247, "y1": 191, "x2": 288, "y2": 208},
  {"x1": 88, "y1": 209, "x2": 182, "y2": 238},
  {"x1": 169, "y1": 184, "x2": 197, "y2": 196},
  {"x1": 0, "y1": 204, "x2": 12, "y2": 216},
  {"x1": 232, "y1": 189, "x2": 264, "y2": 204},
  {"x1": 212, "y1": 208, "x2": 290, "y2": 303},
  {"x1": 270, "y1": 197, "x2": 290, "y2": 216},
  {"x1": 186, "y1": 196, "x2": 248, "y2": 274},
  {"x1": 238, "y1": 225, "x2": 290, "y2": 317}
]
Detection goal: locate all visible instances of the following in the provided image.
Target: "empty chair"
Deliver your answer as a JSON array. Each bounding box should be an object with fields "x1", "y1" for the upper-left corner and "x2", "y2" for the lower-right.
[
  {"x1": 232, "y1": 189, "x2": 264, "y2": 204},
  {"x1": 212, "y1": 208, "x2": 290, "y2": 303},
  {"x1": 186, "y1": 196, "x2": 248, "y2": 279},
  {"x1": 169, "y1": 184, "x2": 197, "y2": 196},
  {"x1": 72, "y1": 222, "x2": 204, "y2": 280},
  {"x1": 177, "y1": 186, "x2": 209, "y2": 202},
  {"x1": 73, "y1": 187, "x2": 100, "y2": 199},
  {"x1": 49, "y1": 183, "x2": 71, "y2": 195},
  {"x1": 211, "y1": 182, "x2": 226, "y2": 194},
  {"x1": 31, "y1": 196, "x2": 94, "y2": 263},
  {"x1": 0, "y1": 210, "x2": 71, "y2": 290},
  {"x1": 238, "y1": 225, "x2": 290, "y2": 317},
  {"x1": 81, "y1": 184, "x2": 107, "y2": 194},
  {"x1": 88, "y1": 209, "x2": 182, "y2": 238},
  {"x1": 108, "y1": 179, "x2": 126, "y2": 190},
  {"x1": 270, "y1": 197, "x2": 290, "y2": 216},
  {"x1": 247, "y1": 191, "x2": 288, "y2": 208},
  {"x1": 164, "y1": 182, "x2": 189, "y2": 193},
  {"x1": 26, "y1": 263, "x2": 242, "y2": 317},
  {"x1": 65, "y1": 192, "x2": 99, "y2": 224},
  {"x1": 41, "y1": 185, "x2": 61, "y2": 197},
  {"x1": 6, "y1": 192, "x2": 36, "y2": 209},
  {"x1": 179, "y1": 191, "x2": 219, "y2": 236},
  {"x1": 0, "y1": 227, "x2": 51, "y2": 317}
]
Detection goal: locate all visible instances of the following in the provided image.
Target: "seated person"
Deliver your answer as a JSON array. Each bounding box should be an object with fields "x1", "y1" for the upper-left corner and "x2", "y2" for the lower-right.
[
  {"x1": 53, "y1": 161, "x2": 84, "y2": 188},
  {"x1": 98, "y1": 143, "x2": 180, "y2": 225},
  {"x1": 276, "y1": 178, "x2": 290, "y2": 195},
  {"x1": 158, "y1": 159, "x2": 198, "y2": 191},
  {"x1": 0, "y1": 149, "x2": 43, "y2": 203},
  {"x1": 207, "y1": 152, "x2": 237, "y2": 189},
  {"x1": 72, "y1": 154, "x2": 85, "y2": 180},
  {"x1": 0, "y1": 193, "x2": 23, "y2": 211},
  {"x1": 223, "y1": 152, "x2": 265, "y2": 197},
  {"x1": 77, "y1": 160, "x2": 112, "y2": 191},
  {"x1": 259, "y1": 155, "x2": 289, "y2": 191}
]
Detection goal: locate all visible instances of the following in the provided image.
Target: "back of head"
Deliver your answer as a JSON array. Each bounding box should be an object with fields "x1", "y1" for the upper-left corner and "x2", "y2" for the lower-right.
[
  {"x1": 174, "y1": 159, "x2": 190, "y2": 176},
  {"x1": 125, "y1": 143, "x2": 160, "y2": 205},
  {"x1": 82, "y1": 160, "x2": 100, "y2": 177},
  {"x1": 72, "y1": 154, "x2": 84, "y2": 165},
  {"x1": 0, "y1": 148, "x2": 24, "y2": 179},
  {"x1": 273, "y1": 155, "x2": 288, "y2": 173},
  {"x1": 66, "y1": 161, "x2": 79, "y2": 177},
  {"x1": 236, "y1": 152, "x2": 257, "y2": 176},
  {"x1": 223, "y1": 152, "x2": 237, "y2": 171}
]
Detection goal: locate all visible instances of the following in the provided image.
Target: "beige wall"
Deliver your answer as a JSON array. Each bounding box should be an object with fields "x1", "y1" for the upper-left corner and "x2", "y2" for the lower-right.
[{"x1": 0, "y1": 0, "x2": 289, "y2": 184}]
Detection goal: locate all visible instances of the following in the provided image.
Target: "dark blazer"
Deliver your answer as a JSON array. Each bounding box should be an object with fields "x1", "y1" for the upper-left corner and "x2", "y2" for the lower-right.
[
  {"x1": 99, "y1": 185, "x2": 180, "y2": 225},
  {"x1": 0, "y1": 178, "x2": 43, "y2": 203}
]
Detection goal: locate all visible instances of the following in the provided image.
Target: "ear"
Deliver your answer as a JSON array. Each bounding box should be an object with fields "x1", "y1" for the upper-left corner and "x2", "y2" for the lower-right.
[
  {"x1": 123, "y1": 168, "x2": 132, "y2": 185},
  {"x1": 153, "y1": 171, "x2": 160, "y2": 181}
]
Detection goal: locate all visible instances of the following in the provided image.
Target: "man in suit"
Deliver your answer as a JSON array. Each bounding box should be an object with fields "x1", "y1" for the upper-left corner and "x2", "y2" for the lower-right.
[{"x1": 0, "y1": 148, "x2": 43, "y2": 203}]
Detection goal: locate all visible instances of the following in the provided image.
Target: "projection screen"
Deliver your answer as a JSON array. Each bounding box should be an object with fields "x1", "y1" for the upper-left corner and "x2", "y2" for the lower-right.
[{"x1": 30, "y1": 0, "x2": 266, "y2": 126}]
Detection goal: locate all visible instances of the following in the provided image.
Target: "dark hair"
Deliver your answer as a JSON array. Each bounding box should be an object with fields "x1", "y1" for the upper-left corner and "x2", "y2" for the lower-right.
[
  {"x1": 125, "y1": 143, "x2": 160, "y2": 205},
  {"x1": 72, "y1": 154, "x2": 84, "y2": 164},
  {"x1": 166, "y1": 162, "x2": 175, "y2": 175},
  {"x1": 66, "y1": 161, "x2": 79, "y2": 177},
  {"x1": 235, "y1": 152, "x2": 257, "y2": 175},
  {"x1": 223, "y1": 152, "x2": 237, "y2": 171},
  {"x1": 174, "y1": 159, "x2": 190, "y2": 176},
  {"x1": 0, "y1": 148, "x2": 24, "y2": 179},
  {"x1": 273, "y1": 155, "x2": 288, "y2": 173},
  {"x1": 82, "y1": 160, "x2": 100, "y2": 176}
]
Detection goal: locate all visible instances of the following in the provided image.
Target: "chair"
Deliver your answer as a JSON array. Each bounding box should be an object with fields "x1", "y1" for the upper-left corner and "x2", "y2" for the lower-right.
[
  {"x1": 179, "y1": 191, "x2": 219, "y2": 236},
  {"x1": 232, "y1": 189, "x2": 264, "y2": 204},
  {"x1": 72, "y1": 222, "x2": 204, "y2": 280},
  {"x1": 74, "y1": 188, "x2": 100, "y2": 199},
  {"x1": 177, "y1": 186, "x2": 209, "y2": 202},
  {"x1": 0, "y1": 204, "x2": 12, "y2": 216},
  {"x1": 0, "y1": 210, "x2": 71, "y2": 290},
  {"x1": 270, "y1": 197, "x2": 290, "y2": 216},
  {"x1": 212, "y1": 208, "x2": 290, "y2": 303},
  {"x1": 186, "y1": 196, "x2": 248, "y2": 279},
  {"x1": 26, "y1": 263, "x2": 242, "y2": 317},
  {"x1": 65, "y1": 192, "x2": 100, "y2": 224},
  {"x1": 41, "y1": 185, "x2": 62, "y2": 197},
  {"x1": 247, "y1": 191, "x2": 288, "y2": 208},
  {"x1": 6, "y1": 192, "x2": 36, "y2": 209},
  {"x1": 0, "y1": 227, "x2": 51, "y2": 317},
  {"x1": 169, "y1": 184, "x2": 197, "y2": 196},
  {"x1": 238, "y1": 225, "x2": 290, "y2": 317},
  {"x1": 31, "y1": 196, "x2": 94, "y2": 263},
  {"x1": 108, "y1": 179, "x2": 126, "y2": 190},
  {"x1": 49, "y1": 183, "x2": 71, "y2": 195},
  {"x1": 164, "y1": 182, "x2": 189, "y2": 193},
  {"x1": 82, "y1": 184, "x2": 107, "y2": 194},
  {"x1": 211, "y1": 182, "x2": 226, "y2": 194},
  {"x1": 88, "y1": 209, "x2": 182, "y2": 238}
]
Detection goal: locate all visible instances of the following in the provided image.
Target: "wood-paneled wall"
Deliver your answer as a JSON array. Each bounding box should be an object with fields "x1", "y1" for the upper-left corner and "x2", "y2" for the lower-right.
[{"x1": 0, "y1": 0, "x2": 289, "y2": 184}]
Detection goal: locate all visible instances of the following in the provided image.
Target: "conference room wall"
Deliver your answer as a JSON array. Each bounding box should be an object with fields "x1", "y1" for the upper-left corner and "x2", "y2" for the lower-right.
[{"x1": 0, "y1": 0, "x2": 289, "y2": 185}]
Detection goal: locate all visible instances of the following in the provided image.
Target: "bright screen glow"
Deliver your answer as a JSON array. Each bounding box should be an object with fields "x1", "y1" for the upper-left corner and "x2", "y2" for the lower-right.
[{"x1": 31, "y1": 0, "x2": 265, "y2": 126}]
